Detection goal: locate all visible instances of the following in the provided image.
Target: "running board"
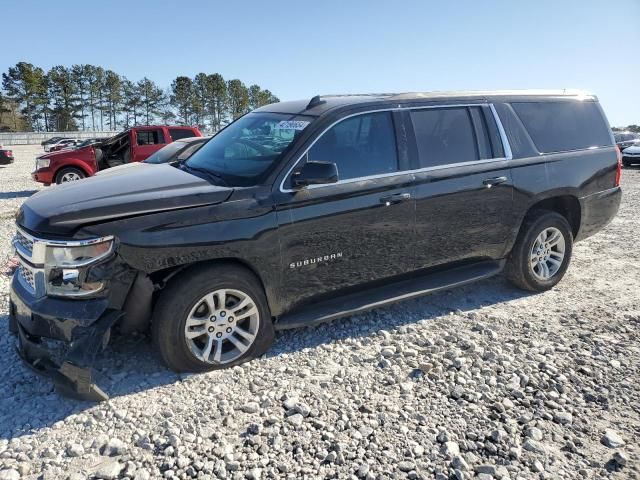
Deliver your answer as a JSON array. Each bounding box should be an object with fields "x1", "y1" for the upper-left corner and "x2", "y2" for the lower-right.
[{"x1": 275, "y1": 260, "x2": 505, "y2": 330}]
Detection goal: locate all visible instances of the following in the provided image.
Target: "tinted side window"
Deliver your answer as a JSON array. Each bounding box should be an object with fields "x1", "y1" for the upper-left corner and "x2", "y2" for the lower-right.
[
  {"x1": 170, "y1": 128, "x2": 197, "y2": 141},
  {"x1": 511, "y1": 101, "x2": 612, "y2": 153},
  {"x1": 308, "y1": 112, "x2": 398, "y2": 180},
  {"x1": 136, "y1": 129, "x2": 165, "y2": 145},
  {"x1": 410, "y1": 107, "x2": 478, "y2": 167}
]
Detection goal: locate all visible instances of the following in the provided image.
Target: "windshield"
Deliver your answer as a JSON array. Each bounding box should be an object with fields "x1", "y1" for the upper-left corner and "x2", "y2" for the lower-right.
[
  {"x1": 145, "y1": 141, "x2": 193, "y2": 164},
  {"x1": 185, "y1": 112, "x2": 313, "y2": 186}
]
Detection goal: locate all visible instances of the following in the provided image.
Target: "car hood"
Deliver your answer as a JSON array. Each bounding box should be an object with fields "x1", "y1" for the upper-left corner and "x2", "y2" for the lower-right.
[
  {"x1": 17, "y1": 163, "x2": 233, "y2": 236},
  {"x1": 622, "y1": 145, "x2": 640, "y2": 153},
  {"x1": 38, "y1": 145, "x2": 92, "y2": 160}
]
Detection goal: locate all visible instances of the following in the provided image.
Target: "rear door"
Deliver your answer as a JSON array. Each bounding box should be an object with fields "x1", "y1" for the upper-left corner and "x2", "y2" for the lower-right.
[
  {"x1": 274, "y1": 110, "x2": 416, "y2": 311},
  {"x1": 132, "y1": 128, "x2": 168, "y2": 161},
  {"x1": 411, "y1": 105, "x2": 515, "y2": 269}
]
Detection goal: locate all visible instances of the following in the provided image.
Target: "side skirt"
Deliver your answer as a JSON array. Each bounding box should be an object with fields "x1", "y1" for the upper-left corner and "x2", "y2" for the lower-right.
[{"x1": 275, "y1": 259, "x2": 505, "y2": 330}]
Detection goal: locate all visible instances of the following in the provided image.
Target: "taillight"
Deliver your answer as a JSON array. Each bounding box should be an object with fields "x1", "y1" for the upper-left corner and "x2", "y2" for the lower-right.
[
  {"x1": 6, "y1": 150, "x2": 12, "y2": 157},
  {"x1": 615, "y1": 146, "x2": 622, "y2": 187}
]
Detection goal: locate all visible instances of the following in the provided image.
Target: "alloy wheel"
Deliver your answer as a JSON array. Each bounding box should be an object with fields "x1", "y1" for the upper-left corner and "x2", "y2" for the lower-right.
[
  {"x1": 60, "y1": 171, "x2": 82, "y2": 182},
  {"x1": 183, "y1": 288, "x2": 260, "y2": 364},
  {"x1": 530, "y1": 227, "x2": 566, "y2": 280}
]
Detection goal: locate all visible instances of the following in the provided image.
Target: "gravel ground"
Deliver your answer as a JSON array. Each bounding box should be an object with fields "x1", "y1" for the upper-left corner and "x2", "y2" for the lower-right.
[{"x1": 0, "y1": 145, "x2": 638, "y2": 480}]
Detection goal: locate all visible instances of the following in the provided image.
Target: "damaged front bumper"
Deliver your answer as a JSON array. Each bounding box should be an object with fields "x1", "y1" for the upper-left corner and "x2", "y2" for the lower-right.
[{"x1": 9, "y1": 273, "x2": 123, "y2": 401}]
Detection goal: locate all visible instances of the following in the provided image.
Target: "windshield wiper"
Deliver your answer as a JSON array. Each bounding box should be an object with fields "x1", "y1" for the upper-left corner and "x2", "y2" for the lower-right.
[{"x1": 179, "y1": 163, "x2": 228, "y2": 186}]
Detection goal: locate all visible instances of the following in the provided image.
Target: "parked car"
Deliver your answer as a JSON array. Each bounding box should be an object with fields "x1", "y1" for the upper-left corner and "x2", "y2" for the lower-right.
[
  {"x1": 143, "y1": 136, "x2": 209, "y2": 164},
  {"x1": 48, "y1": 139, "x2": 81, "y2": 152},
  {"x1": 75, "y1": 137, "x2": 109, "y2": 149},
  {"x1": 44, "y1": 138, "x2": 75, "y2": 152},
  {"x1": 10, "y1": 90, "x2": 621, "y2": 400},
  {"x1": 41, "y1": 136, "x2": 65, "y2": 147},
  {"x1": 614, "y1": 131, "x2": 640, "y2": 151},
  {"x1": 621, "y1": 144, "x2": 640, "y2": 167},
  {"x1": 32, "y1": 126, "x2": 202, "y2": 185},
  {"x1": 0, "y1": 147, "x2": 14, "y2": 165}
]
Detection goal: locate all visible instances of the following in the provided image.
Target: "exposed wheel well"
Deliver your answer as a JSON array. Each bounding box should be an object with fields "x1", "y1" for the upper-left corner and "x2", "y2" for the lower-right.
[
  {"x1": 150, "y1": 258, "x2": 272, "y2": 313},
  {"x1": 524, "y1": 196, "x2": 581, "y2": 238}
]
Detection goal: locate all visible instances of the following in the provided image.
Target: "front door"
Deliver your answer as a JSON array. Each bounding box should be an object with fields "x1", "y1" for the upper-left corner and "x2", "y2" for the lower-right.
[
  {"x1": 274, "y1": 111, "x2": 416, "y2": 313},
  {"x1": 132, "y1": 128, "x2": 167, "y2": 162}
]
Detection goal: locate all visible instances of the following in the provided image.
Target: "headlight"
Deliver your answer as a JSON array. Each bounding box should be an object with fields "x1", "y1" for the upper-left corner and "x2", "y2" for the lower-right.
[
  {"x1": 45, "y1": 240, "x2": 113, "y2": 268},
  {"x1": 36, "y1": 158, "x2": 50, "y2": 169},
  {"x1": 44, "y1": 239, "x2": 114, "y2": 297}
]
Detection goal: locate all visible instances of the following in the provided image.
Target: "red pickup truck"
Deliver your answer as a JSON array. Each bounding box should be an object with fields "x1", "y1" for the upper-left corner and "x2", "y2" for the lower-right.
[{"x1": 33, "y1": 125, "x2": 202, "y2": 185}]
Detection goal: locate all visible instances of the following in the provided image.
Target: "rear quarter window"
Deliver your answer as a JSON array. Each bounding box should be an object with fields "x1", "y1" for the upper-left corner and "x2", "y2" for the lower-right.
[
  {"x1": 511, "y1": 101, "x2": 612, "y2": 153},
  {"x1": 170, "y1": 128, "x2": 197, "y2": 141}
]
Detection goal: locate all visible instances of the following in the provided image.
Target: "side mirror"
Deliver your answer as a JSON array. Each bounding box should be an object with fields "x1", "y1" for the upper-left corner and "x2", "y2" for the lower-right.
[{"x1": 291, "y1": 161, "x2": 339, "y2": 188}]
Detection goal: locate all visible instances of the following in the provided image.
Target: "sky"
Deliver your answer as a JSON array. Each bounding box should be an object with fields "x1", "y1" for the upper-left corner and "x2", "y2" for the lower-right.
[{"x1": 1, "y1": 0, "x2": 638, "y2": 126}]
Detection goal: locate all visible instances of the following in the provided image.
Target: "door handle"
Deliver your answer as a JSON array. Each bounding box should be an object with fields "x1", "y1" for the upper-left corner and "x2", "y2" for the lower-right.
[
  {"x1": 482, "y1": 176, "x2": 508, "y2": 188},
  {"x1": 380, "y1": 192, "x2": 411, "y2": 205}
]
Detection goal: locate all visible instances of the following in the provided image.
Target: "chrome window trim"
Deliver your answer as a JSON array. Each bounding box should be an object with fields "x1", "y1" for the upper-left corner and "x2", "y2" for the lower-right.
[{"x1": 279, "y1": 103, "x2": 514, "y2": 193}]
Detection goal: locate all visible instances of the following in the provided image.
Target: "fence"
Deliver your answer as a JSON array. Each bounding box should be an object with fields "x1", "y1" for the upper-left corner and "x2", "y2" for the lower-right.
[{"x1": 0, "y1": 131, "x2": 120, "y2": 146}]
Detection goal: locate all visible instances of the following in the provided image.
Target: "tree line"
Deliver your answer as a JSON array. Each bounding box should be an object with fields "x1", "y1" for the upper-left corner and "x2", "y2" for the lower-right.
[{"x1": 0, "y1": 62, "x2": 279, "y2": 132}]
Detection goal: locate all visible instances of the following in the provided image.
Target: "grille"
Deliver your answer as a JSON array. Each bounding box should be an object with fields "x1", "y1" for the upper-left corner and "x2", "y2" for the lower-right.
[
  {"x1": 18, "y1": 264, "x2": 36, "y2": 292},
  {"x1": 15, "y1": 230, "x2": 34, "y2": 256}
]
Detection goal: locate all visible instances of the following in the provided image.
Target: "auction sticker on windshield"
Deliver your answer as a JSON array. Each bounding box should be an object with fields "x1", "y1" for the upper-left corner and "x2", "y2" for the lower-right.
[{"x1": 277, "y1": 120, "x2": 310, "y2": 130}]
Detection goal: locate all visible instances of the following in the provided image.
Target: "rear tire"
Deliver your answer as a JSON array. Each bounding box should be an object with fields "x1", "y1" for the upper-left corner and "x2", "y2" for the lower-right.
[
  {"x1": 152, "y1": 264, "x2": 274, "y2": 372},
  {"x1": 505, "y1": 210, "x2": 573, "y2": 292},
  {"x1": 55, "y1": 167, "x2": 86, "y2": 184}
]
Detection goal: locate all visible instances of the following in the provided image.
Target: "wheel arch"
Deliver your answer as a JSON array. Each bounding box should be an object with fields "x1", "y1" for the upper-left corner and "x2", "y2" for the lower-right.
[
  {"x1": 52, "y1": 161, "x2": 92, "y2": 182},
  {"x1": 520, "y1": 194, "x2": 581, "y2": 239},
  {"x1": 150, "y1": 257, "x2": 278, "y2": 318}
]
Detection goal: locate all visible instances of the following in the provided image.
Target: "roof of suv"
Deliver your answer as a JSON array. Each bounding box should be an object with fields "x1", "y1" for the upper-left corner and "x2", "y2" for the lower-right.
[{"x1": 256, "y1": 89, "x2": 596, "y2": 116}]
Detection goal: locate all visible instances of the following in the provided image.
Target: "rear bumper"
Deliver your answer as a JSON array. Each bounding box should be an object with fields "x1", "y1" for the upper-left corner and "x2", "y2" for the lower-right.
[
  {"x1": 0, "y1": 157, "x2": 14, "y2": 165},
  {"x1": 576, "y1": 186, "x2": 622, "y2": 242},
  {"x1": 9, "y1": 273, "x2": 121, "y2": 401}
]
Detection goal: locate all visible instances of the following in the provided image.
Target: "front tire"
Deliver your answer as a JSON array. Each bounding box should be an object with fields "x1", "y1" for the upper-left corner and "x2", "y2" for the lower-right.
[
  {"x1": 505, "y1": 210, "x2": 573, "y2": 292},
  {"x1": 55, "y1": 167, "x2": 86, "y2": 184},
  {"x1": 152, "y1": 264, "x2": 274, "y2": 372}
]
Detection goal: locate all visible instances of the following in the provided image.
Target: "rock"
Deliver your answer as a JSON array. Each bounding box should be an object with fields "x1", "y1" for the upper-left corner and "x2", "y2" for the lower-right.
[
  {"x1": 475, "y1": 464, "x2": 496, "y2": 475},
  {"x1": 602, "y1": 429, "x2": 625, "y2": 448},
  {"x1": 101, "y1": 438, "x2": 126, "y2": 456},
  {"x1": 133, "y1": 470, "x2": 151, "y2": 480},
  {"x1": 612, "y1": 451, "x2": 628, "y2": 467},
  {"x1": 66, "y1": 443, "x2": 84, "y2": 457},
  {"x1": 286, "y1": 413, "x2": 304, "y2": 427},
  {"x1": 450, "y1": 385, "x2": 465, "y2": 399},
  {"x1": 553, "y1": 411, "x2": 573, "y2": 425},
  {"x1": 532, "y1": 459, "x2": 545, "y2": 473},
  {"x1": 0, "y1": 469, "x2": 19, "y2": 480},
  {"x1": 523, "y1": 439, "x2": 546, "y2": 454},
  {"x1": 442, "y1": 441, "x2": 460, "y2": 457},
  {"x1": 240, "y1": 402, "x2": 260, "y2": 414},
  {"x1": 294, "y1": 402, "x2": 311, "y2": 417},
  {"x1": 282, "y1": 396, "x2": 298, "y2": 410},
  {"x1": 246, "y1": 468, "x2": 262, "y2": 480},
  {"x1": 525, "y1": 426, "x2": 543, "y2": 441},
  {"x1": 94, "y1": 460, "x2": 123, "y2": 480},
  {"x1": 397, "y1": 461, "x2": 415, "y2": 472},
  {"x1": 451, "y1": 455, "x2": 469, "y2": 471},
  {"x1": 356, "y1": 463, "x2": 370, "y2": 477}
]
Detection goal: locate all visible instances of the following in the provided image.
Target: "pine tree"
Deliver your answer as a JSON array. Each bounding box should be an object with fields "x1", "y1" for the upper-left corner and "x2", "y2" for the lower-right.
[{"x1": 170, "y1": 76, "x2": 194, "y2": 125}]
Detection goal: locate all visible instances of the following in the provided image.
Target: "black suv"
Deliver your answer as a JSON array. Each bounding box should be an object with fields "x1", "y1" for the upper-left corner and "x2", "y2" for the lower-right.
[{"x1": 9, "y1": 90, "x2": 622, "y2": 400}]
